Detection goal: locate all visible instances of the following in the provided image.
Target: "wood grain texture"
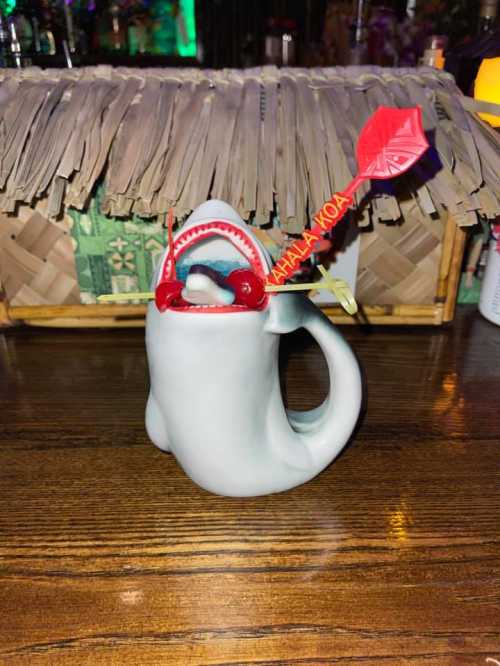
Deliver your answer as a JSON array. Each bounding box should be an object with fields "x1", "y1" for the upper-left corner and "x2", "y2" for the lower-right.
[
  {"x1": 0, "y1": 306, "x2": 499, "y2": 665},
  {"x1": 7, "y1": 303, "x2": 445, "y2": 326},
  {"x1": 443, "y1": 228, "x2": 467, "y2": 322}
]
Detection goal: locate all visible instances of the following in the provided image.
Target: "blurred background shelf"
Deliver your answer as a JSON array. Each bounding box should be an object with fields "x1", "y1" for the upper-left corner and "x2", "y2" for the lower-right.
[
  {"x1": 2, "y1": 1, "x2": 499, "y2": 91},
  {"x1": 28, "y1": 53, "x2": 197, "y2": 68}
]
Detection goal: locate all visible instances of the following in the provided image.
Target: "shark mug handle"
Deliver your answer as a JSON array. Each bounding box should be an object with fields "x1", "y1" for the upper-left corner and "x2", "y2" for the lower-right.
[
  {"x1": 145, "y1": 200, "x2": 362, "y2": 497},
  {"x1": 265, "y1": 291, "x2": 362, "y2": 475}
]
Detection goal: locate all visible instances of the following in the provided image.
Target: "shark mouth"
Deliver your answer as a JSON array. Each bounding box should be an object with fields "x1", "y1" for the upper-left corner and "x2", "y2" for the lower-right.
[{"x1": 156, "y1": 221, "x2": 269, "y2": 313}]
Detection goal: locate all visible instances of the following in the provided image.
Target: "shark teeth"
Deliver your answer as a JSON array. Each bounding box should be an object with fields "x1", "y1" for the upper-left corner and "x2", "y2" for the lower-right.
[
  {"x1": 161, "y1": 221, "x2": 265, "y2": 283},
  {"x1": 158, "y1": 220, "x2": 269, "y2": 313}
]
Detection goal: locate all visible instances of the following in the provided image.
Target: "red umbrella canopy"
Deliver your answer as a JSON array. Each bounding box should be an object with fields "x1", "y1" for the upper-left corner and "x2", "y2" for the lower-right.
[{"x1": 356, "y1": 106, "x2": 429, "y2": 180}]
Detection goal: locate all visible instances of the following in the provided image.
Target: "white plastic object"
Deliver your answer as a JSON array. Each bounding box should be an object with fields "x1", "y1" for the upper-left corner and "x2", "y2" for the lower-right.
[
  {"x1": 479, "y1": 239, "x2": 500, "y2": 326},
  {"x1": 182, "y1": 272, "x2": 235, "y2": 306}
]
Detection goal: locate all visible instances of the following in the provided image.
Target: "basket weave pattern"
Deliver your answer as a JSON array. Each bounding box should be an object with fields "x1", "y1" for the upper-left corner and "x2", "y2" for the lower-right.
[
  {"x1": 0, "y1": 201, "x2": 79, "y2": 306},
  {"x1": 357, "y1": 199, "x2": 444, "y2": 305},
  {"x1": 0, "y1": 197, "x2": 446, "y2": 307}
]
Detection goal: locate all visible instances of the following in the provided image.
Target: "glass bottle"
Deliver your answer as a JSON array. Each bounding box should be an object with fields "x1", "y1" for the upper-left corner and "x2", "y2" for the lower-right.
[
  {"x1": 264, "y1": 18, "x2": 281, "y2": 65},
  {"x1": 0, "y1": 11, "x2": 9, "y2": 66},
  {"x1": 421, "y1": 34, "x2": 448, "y2": 69},
  {"x1": 38, "y1": 0, "x2": 58, "y2": 55},
  {"x1": 348, "y1": 0, "x2": 367, "y2": 65},
  {"x1": 10, "y1": 0, "x2": 33, "y2": 56},
  {"x1": 97, "y1": 1, "x2": 128, "y2": 53},
  {"x1": 281, "y1": 18, "x2": 296, "y2": 66},
  {"x1": 8, "y1": 16, "x2": 21, "y2": 67},
  {"x1": 62, "y1": 0, "x2": 76, "y2": 53},
  {"x1": 478, "y1": 0, "x2": 498, "y2": 34}
]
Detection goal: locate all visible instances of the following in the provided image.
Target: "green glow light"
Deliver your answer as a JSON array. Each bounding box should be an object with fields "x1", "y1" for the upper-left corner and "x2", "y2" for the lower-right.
[
  {"x1": 177, "y1": 0, "x2": 196, "y2": 57},
  {"x1": 4, "y1": 0, "x2": 16, "y2": 16}
]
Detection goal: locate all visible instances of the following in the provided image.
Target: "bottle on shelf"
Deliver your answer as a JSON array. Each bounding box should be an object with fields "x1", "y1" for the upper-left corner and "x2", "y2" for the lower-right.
[
  {"x1": 281, "y1": 19, "x2": 296, "y2": 66},
  {"x1": 348, "y1": 0, "x2": 367, "y2": 65},
  {"x1": 421, "y1": 34, "x2": 448, "y2": 69},
  {"x1": 366, "y1": 3, "x2": 399, "y2": 67},
  {"x1": 38, "y1": 0, "x2": 58, "y2": 56},
  {"x1": 31, "y1": 13, "x2": 41, "y2": 55},
  {"x1": 0, "y1": 12, "x2": 9, "y2": 67},
  {"x1": 11, "y1": 1, "x2": 33, "y2": 55},
  {"x1": 8, "y1": 16, "x2": 22, "y2": 67},
  {"x1": 96, "y1": 1, "x2": 128, "y2": 54},
  {"x1": 405, "y1": 0, "x2": 416, "y2": 21},
  {"x1": 264, "y1": 18, "x2": 281, "y2": 65},
  {"x1": 149, "y1": 0, "x2": 177, "y2": 57},
  {"x1": 445, "y1": 0, "x2": 500, "y2": 93},
  {"x1": 110, "y1": 2, "x2": 124, "y2": 51},
  {"x1": 478, "y1": 0, "x2": 498, "y2": 34},
  {"x1": 62, "y1": 0, "x2": 76, "y2": 54}
]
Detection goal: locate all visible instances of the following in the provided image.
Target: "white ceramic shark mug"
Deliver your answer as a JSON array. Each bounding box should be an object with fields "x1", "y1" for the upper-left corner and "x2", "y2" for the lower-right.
[{"x1": 145, "y1": 200, "x2": 362, "y2": 497}]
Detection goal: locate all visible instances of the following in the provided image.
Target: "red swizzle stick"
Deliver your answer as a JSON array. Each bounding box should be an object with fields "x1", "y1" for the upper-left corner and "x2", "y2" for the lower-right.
[
  {"x1": 166, "y1": 208, "x2": 176, "y2": 281},
  {"x1": 155, "y1": 208, "x2": 185, "y2": 312},
  {"x1": 266, "y1": 106, "x2": 429, "y2": 287}
]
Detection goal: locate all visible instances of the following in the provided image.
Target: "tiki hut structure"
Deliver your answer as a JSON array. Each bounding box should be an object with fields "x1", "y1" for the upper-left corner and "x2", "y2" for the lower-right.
[{"x1": 0, "y1": 65, "x2": 499, "y2": 326}]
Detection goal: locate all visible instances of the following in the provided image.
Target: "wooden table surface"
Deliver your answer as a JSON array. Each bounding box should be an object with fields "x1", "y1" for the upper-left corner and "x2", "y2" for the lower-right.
[{"x1": 0, "y1": 306, "x2": 499, "y2": 666}]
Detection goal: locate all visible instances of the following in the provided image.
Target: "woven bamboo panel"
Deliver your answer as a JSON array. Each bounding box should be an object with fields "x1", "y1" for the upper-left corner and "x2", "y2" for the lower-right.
[
  {"x1": 356, "y1": 198, "x2": 444, "y2": 305},
  {"x1": 0, "y1": 201, "x2": 80, "y2": 306},
  {"x1": 0, "y1": 197, "x2": 448, "y2": 310}
]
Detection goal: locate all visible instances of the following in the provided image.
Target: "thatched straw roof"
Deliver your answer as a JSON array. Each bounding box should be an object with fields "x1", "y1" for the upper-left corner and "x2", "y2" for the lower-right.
[{"x1": 0, "y1": 65, "x2": 498, "y2": 231}]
